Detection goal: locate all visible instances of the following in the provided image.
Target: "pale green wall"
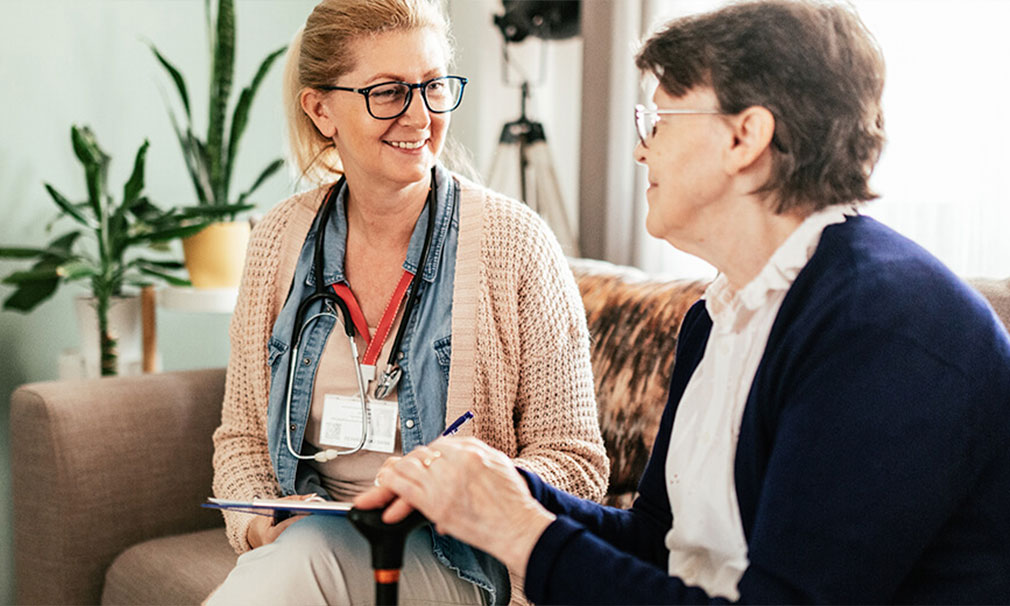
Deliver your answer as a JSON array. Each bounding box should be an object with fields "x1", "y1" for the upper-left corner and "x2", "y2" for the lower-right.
[{"x1": 0, "y1": 1, "x2": 319, "y2": 601}]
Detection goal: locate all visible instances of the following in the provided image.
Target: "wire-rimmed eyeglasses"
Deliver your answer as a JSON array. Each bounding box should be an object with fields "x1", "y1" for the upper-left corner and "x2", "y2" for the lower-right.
[
  {"x1": 634, "y1": 104, "x2": 723, "y2": 148},
  {"x1": 319, "y1": 75, "x2": 468, "y2": 120}
]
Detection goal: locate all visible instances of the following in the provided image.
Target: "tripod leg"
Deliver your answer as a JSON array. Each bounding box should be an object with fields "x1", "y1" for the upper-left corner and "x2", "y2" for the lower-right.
[
  {"x1": 487, "y1": 140, "x2": 519, "y2": 196},
  {"x1": 527, "y1": 141, "x2": 579, "y2": 255},
  {"x1": 519, "y1": 134, "x2": 529, "y2": 206}
]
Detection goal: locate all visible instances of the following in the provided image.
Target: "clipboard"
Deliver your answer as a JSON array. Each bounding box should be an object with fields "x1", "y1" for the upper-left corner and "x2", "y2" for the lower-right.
[{"x1": 202, "y1": 497, "x2": 353, "y2": 519}]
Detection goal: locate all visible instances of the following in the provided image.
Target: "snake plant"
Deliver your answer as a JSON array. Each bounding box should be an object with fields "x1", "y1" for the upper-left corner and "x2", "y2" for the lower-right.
[
  {"x1": 149, "y1": 0, "x2": 287, "y2": 219},
  {"x1": 0, "y1": 126, "x2": 230, "y2": 375}
]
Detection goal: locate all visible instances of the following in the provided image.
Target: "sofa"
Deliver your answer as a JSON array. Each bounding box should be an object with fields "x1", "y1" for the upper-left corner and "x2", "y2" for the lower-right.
[{"x1": 11, "y1": 260, "x2": 1010, "y2": 604}]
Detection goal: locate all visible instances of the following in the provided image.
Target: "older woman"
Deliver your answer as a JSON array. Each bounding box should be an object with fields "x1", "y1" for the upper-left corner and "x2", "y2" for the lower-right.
[
  {"x1": 207, "y1": 0, "x2": 608, "y2": 604},
  {"x1": 358, "y1": 1, "x2": 1010, "y2": 603}
]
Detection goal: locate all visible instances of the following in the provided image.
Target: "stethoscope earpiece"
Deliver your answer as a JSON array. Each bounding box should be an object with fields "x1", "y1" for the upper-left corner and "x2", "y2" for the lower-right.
[{"x1": 314, "y1": 449, "x2": 339, "y2": 463}]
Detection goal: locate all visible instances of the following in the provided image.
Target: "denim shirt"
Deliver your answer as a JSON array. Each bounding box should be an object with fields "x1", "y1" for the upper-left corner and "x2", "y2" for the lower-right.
[{"x1": 264, "y1": 165, "x2": 508, "y2": 603}]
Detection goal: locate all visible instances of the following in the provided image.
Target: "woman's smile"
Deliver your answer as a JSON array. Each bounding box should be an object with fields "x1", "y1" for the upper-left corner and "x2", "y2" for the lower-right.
[{"x1": 383, "y1": 138, "x2": 429, "y2": 151}]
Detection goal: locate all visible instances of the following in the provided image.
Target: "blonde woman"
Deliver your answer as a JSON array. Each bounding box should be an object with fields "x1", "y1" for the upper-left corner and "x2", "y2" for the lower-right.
[{"x1": 207, "y1": 1, "x2": 608, "y2": 604}]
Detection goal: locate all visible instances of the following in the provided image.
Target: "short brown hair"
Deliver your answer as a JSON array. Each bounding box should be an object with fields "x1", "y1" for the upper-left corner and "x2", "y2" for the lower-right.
[{"x1": 636, "y1": 0, "x2": 886, "y2": 213}]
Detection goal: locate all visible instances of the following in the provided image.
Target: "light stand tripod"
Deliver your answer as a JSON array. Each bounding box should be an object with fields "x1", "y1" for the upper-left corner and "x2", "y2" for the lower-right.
[
  {"x1": 487, "y1": 83, "x2": 579, "y2": 258},
  {"x1": 487, "y1": 5, "x2": 580, "y2": 256}
]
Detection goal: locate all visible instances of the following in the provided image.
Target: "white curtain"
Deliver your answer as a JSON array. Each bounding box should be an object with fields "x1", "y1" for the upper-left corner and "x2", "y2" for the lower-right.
[
  {"x1": 854, "y1": 0, "x2": 1010, "y2": 278},
  {"x1": 582, "y1": 0, "x2": 1010, "y2": 279}
]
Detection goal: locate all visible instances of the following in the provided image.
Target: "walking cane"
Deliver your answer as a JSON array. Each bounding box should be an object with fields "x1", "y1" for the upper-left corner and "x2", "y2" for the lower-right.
[{"x1": 348, "y1": 507, "x2": 429, "y2": 606}]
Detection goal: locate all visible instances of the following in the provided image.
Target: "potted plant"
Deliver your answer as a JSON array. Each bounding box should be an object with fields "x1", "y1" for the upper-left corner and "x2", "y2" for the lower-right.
[
  {"x1": 149, "y1": 0, "x2": 287, "y2": 288},
  {"x1": 0, "y1": 125, "x2": 229, "y2": 376}
]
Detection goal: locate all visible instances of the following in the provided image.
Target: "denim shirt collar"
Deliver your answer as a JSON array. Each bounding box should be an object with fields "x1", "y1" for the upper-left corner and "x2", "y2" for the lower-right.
[{"x1": 306, "y1": 163, "x2": 454, "y2": 288}]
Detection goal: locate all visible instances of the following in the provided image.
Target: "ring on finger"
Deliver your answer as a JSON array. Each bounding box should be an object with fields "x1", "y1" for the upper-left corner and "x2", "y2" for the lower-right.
[{"x1": 421, "y1": 450, "x2": 442, "y2": 468}]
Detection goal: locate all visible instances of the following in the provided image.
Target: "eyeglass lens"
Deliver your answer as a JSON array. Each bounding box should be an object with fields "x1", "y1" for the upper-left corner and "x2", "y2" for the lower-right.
[
  {"x1": 635, "y1": 109, "x2": 657, "y2": 147},
  {"x1": 367, "y1": 77, "x2": 464, "y2": 119}
]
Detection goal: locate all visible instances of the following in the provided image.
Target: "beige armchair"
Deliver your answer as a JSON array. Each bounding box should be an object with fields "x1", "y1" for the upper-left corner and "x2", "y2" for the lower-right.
[{"x1": 10, "y1": 368, "x2": 236, "y2": 604}]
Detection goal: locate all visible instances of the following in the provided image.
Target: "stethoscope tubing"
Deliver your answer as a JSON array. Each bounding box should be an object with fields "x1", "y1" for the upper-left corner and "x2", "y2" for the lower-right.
[
  {"x1": 283, "y1": 168, "x2": 437, "y2": 462},
  {"x1": 285, "y1": 313, "x2": 369, "y2": 460}
]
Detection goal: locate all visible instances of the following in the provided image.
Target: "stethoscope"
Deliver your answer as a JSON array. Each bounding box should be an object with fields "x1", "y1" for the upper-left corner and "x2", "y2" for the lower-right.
[{"x1": 284, "y1": 167, "x2": 437, "y2": 462}]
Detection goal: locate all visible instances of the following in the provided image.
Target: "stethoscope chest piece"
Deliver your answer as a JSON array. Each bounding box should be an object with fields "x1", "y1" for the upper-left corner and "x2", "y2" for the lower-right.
[{"x1": 373, "y1": 366, "x2": 403, "y2": 400}]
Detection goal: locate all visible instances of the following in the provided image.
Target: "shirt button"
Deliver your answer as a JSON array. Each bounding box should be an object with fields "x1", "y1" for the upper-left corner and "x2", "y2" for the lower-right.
[
  {"x1": 290, "y1": 424, "x2": 297, "y2": 431},
  {"x1": 405, "y1": 419, "x2": 415, "y2": 429},
  {"x1": 302, "y1": 357, "x2": 311, "y2": 365}
]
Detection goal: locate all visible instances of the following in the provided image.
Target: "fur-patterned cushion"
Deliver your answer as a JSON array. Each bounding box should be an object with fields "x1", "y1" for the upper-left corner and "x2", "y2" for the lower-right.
[
  {"x1": 570, "y1": 259, "x2": 710, "y2": 507},
  {"x1": 967, "y1": 278, "x2": 1010, "y2": 332}
]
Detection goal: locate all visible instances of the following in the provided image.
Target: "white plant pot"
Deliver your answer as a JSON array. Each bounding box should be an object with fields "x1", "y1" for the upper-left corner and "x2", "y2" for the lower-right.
[{"x1": 74, "y1": 295, "x2": 143, "y2": 378}]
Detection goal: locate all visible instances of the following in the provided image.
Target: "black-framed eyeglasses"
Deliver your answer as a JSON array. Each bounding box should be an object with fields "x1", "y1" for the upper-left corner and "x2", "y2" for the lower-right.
[
  {"x1": 319, "y1": 75, "x2": 468, "y2": 120},
  {"x1": 634, "y1": 104, "x2": 723, "y2": 148}
]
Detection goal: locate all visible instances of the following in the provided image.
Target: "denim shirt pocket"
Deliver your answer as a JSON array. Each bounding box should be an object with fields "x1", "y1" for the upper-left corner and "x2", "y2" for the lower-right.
[
  {"x1": 267, "y1": 337, "x2": 290, "y2": 434},
  {"x1": 268, "y1": 337, "x2": 289, "y2": 368},
  {"x1": 433, "y1": 334, "x2": 452, "y2": 381},
  {"x1": 265, "y1": 335, "x2": 292, "y2": 482}
]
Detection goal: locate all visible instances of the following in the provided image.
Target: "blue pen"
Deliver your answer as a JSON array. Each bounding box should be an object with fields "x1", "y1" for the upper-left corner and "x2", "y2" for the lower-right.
[{"x1": 442, "y1": 410, "x2": 474, "y2": 436}]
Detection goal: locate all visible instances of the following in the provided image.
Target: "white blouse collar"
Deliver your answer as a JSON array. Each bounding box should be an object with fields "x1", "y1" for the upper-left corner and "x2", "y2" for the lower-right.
[{"x1": 705, "y1": 206, "x2": 854, "y2": 332}]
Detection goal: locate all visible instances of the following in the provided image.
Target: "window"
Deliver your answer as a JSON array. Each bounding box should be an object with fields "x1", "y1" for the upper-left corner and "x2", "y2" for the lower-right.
[{"x1": 638, "y1": 0, "x2": 1010, "y2": 279}]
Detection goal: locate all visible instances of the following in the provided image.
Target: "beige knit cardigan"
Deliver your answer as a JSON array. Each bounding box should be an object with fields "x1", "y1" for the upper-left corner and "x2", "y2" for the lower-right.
[{"x1": 211, "y1": 174, "x2": 609, "y2": 596}]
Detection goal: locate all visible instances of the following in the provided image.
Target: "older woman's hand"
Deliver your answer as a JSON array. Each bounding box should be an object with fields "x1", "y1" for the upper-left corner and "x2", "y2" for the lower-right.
[{"x1": 354, "y1": 437, "x2": 556, "y2": 572}]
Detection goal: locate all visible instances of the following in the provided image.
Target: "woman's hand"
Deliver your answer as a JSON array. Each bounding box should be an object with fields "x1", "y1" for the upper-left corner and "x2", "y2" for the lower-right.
[
  {"x1": 376, "y1": 455, "x2": 402, "y2": 482},
  {"x1": 360, "y1": 455, "x2": 418, "y2": 520},
  {"x1": 354, "y1": 437, "x2": 556, "y2": 572},
  {"x1": 246, "y1": 494, "x2": 317, "y2": 549}
]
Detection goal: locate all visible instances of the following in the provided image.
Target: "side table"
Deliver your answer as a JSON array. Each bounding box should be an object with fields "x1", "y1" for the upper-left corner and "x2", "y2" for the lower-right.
[{"x1": 142, "y1": 285, "x2": 238, "y2": 372}]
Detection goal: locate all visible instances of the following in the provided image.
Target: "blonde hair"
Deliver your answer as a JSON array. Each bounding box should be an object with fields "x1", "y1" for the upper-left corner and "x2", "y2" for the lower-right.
[{"x1": 283, "y1": 0, "x2": 454, "y2": 184}]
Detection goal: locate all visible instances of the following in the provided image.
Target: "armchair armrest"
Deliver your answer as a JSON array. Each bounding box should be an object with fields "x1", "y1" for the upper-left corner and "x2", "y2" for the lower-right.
[{"x1": 11, "y1": 368, "x2": 227, "y2": 605}]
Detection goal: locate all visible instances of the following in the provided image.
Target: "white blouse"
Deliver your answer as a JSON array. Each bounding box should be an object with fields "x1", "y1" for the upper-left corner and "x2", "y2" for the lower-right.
[{"x1": 664, "y1": 207, "x2": 851, "y2": 600}]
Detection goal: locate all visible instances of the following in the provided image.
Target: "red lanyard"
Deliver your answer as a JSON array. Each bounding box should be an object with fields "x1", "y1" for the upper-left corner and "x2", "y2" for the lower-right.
[{"x1": 331, "y1": 269, "x2": 414, "y2": 368}]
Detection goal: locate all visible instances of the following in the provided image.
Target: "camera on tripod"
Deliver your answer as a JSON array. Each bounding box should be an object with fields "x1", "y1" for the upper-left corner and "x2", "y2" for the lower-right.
[{"x1": 493, "y1": 1, "x2": 580, "y2": 43}]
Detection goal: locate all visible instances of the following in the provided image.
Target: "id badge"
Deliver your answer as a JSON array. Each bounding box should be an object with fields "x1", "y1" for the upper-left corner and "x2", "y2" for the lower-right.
[{"x1": 319, "y1": 394, "x2": 397, "y2": 453}]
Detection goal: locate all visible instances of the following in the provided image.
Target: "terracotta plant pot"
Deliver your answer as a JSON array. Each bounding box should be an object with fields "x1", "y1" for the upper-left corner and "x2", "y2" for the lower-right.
[{"x1": 181, "y1": 221, "x2": 251, "y2": 289}]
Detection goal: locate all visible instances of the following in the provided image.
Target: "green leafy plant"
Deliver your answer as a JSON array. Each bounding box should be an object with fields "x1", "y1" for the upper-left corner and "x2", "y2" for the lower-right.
[
  {"x1": 149, "y1": 0, "x2": 287, "y2": 219},
  {"x1": 0, "y1": 125, "x2": 233, "y2": 375}
]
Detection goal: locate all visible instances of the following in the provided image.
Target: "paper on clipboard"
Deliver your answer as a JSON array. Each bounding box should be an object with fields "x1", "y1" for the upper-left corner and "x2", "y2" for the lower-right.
[{"x1": 203, "y1": 497, "x2": 353, "y2": 517}]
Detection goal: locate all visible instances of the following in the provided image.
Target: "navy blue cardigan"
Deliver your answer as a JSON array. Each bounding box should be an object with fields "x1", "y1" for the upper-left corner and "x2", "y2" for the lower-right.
[{"x1": 521, "y1": 216, "x2": 1010, "y2": 604}]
